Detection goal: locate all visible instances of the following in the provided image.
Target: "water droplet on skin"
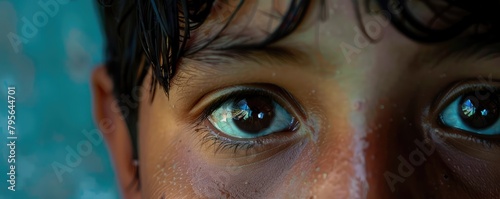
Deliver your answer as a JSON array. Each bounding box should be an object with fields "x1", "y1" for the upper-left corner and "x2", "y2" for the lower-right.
[{"x1": 322, "y1": 173, "x2": 327, "y2": 179}]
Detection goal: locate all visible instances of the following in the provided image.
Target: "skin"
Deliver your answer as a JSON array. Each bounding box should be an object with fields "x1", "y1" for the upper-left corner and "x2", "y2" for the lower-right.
[{"x1": 92, "y1": 0, "x2": 500, "y2": 198}]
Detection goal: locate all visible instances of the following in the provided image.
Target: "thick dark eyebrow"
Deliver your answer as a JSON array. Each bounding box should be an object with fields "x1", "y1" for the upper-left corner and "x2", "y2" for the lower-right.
[
  {"x1": 173, "y1": 45, "x2": 313, "y2": 96},
  {"x1": 184, "y1": 45, "x2": 310, "y2": 69}
]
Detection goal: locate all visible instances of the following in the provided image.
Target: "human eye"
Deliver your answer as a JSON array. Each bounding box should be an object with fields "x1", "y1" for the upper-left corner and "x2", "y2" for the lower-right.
[
  {"x1": 433, "y1": 80, "x2": 500, "y2": 155},
  {"x1": 418, "y1": 80, "x2": 500, "y2": 197},
  {"x1": 194, "y1": 84, "x2": 303, "y2": 157},
  {"x1": 208, "y1": 92, "x2": 296, "y2": 139},
  {"x1": 440, "y1": 83, "x2": 500, "y2": 136}
]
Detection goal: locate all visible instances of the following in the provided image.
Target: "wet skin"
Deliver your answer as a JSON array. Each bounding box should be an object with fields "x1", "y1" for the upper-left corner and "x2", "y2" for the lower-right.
[{"x1": 93, "y1": 0, "x2": 500, "y2": 198}]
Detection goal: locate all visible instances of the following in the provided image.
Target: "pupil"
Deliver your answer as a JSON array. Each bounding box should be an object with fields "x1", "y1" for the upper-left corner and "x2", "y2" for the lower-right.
[
  {"x1": 458, "y1": 90, "x2": 500, "y2": 129},
  {"x1": 232, "y1": 97, "x2": 275, "y2": 134}
]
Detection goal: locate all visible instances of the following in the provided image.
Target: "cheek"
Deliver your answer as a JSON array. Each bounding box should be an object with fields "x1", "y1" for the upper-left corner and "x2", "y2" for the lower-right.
[
  {"x1": 137, "y1": 87, "x2": 198, "y2": 198},
  {"x1": 138, "y1": 127, "x2": 193, "y2": 198},
  {"x1": 427, "y1": 130, "x2": 500, "y2": 198},
  {"x1": 187, "y1": 139, "x2": 310, "y2": 198}
]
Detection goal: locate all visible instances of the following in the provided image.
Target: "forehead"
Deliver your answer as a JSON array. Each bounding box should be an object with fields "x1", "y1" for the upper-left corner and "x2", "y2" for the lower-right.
[{"x1": 182, "y1": 0, "x2": 496, "y2": 77}]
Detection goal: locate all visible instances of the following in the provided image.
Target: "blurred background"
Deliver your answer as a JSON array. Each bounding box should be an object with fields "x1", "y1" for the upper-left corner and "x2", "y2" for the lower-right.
[{"x1": 0, "y1": 0, "x2": 120, "y2": 198}]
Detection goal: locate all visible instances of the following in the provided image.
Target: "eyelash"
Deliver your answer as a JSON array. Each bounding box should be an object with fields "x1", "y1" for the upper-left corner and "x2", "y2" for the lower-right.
[
  {"x1": 193, "y1": 87, "x2": 299, "y2": 154},
  {"x1": 195, "y1": 126, "x2": 258, "y2": 154},
  {"x1": 197, "y1": 89, "x2": 274, "y2": 122},
  {"x1": 434, "y1": 81, "x2": 500, "y2": 150}
]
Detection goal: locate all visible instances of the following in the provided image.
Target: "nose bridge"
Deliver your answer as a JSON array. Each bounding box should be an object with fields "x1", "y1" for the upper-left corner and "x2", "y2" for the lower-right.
[
  {"x1": 310, "y1": 95, "x2": 402, "y2": 199},
  {"x1": 346, "y1": 99, "x2": 393, "y2": 199},
  {"x1": 363, "y1": 100, "x2": 401, "y2": 199},
  {"x1": 306, "y1": 97, "x2": 370, "y2": 199}
]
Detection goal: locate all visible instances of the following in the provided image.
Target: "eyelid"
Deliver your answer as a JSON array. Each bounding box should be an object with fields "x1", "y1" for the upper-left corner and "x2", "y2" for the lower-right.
[
  {"x1": 430, "y1": 79, "x2": 500, "y2": 142},
  {"x1": 190, "y1": 84, "x2": 306, "y2": 158},
  {"x1": 188, "y1": 84, "x2": 306, "y2": 123},
  {"x1": 430, "y1": 79, "x2": 500, "y2": 121}
]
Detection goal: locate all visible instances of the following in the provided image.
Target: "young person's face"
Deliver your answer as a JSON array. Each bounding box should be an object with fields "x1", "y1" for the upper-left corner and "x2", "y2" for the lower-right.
[{"x1": 93, "y1": 0, "x2": 500, "y2": 198}]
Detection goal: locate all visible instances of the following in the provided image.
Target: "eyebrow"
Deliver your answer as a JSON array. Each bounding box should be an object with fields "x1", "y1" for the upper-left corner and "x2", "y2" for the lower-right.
[
  {"x1": 184, "y1": 45, "x2": 311, "y2": 69},
  {"x1": 172, "y1": 45, "x2": 313, "y2": 96}
]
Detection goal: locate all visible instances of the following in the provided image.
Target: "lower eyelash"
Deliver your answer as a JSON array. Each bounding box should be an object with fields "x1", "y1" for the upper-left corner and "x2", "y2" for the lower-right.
[
  {"x1": 194, "y1": 125, "x2": 257, "y2": 155},
  {"x1": 462, "y1": 134, "x2": 498, "y2": 150},
  {"x1": 436, "y1": 127, "x2": 500, "y2": 150}
]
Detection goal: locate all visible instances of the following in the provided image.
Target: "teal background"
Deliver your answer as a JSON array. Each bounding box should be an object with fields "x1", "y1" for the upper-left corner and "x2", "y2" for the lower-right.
[{"x1": 0, "y1": 0, "x2": 120, "y2": 198}]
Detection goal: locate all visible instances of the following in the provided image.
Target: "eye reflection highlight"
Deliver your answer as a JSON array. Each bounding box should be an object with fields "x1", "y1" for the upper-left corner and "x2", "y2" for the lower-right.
[
  {"x1": 208, "y1": 95, "x2": 296, "y2": 139},
  {"x1": 440, "y1": 88, "x2": 500, "y2": 135}
]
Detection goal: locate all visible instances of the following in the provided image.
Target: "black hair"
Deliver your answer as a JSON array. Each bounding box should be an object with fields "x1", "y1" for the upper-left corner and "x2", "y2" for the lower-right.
[{"x1": 97, "y1": 0, "x2": 500, "y2": 163}]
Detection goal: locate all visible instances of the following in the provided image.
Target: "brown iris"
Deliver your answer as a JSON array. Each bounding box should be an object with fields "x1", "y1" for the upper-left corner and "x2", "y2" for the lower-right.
[{"x1": 232, "y1": 97, "x2": 275, "y2": 134}]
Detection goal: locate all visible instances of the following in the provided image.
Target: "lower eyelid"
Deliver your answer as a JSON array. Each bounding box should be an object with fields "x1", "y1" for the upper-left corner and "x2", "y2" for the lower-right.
[
  {"x1": 186, "y1": 84, "x2": 308, "y2": 165},
  {"x1": 193, "y1": 121, "x2": 307, "y2": 163},
  {"x1": 423, "y1": 84, "x2": 500, "y2": 162},
  {"x1": 430, "y1": 126, "x2": 500, "y2": 161}
]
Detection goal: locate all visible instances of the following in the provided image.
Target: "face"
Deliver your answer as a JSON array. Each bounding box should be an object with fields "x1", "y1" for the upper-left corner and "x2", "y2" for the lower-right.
[{"x1": 93, "y1": 0, "x2": 500, "y2": 198}]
